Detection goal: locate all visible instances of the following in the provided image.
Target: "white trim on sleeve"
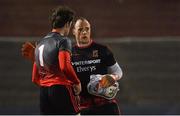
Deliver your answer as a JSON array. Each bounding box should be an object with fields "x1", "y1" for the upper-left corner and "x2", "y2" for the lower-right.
[{"x1": 107, "y1": 62, "x2": 123, "y2": 80}]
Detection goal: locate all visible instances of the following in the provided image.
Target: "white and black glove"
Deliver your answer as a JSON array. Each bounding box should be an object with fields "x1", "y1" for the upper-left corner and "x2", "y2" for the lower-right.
[{"x1": 87, "y1": 74, "x2": 119, "y2": 100}]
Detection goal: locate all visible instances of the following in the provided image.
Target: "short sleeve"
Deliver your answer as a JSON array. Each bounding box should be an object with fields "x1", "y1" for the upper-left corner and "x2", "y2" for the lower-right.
[
  {"x1": 104, "y1": 47, "x2": 116, "y2": 66},
  {"x1": 59, "y1": 38, "x2": 72, "y2": 54}
]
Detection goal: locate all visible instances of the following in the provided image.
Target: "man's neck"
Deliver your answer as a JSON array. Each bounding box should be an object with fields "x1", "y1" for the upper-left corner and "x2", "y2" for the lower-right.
[
  {"x1": 77, "y1": 40, "x2": 92, "y2": 48},
  {"x1": 52, "y1": 28, "x2": 64, "y2": 36}
]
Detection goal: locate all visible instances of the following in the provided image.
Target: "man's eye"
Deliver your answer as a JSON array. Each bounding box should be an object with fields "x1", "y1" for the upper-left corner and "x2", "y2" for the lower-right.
[
  {"x1": 85, "y1": 28, "x2": 89, "y2": 31},
  {"x1": 78, "y1": 28, "x2": 83, "y2": 31}
]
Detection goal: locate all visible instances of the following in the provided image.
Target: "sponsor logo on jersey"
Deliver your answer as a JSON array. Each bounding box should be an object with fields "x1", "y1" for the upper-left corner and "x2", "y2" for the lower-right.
[
  {"x1": 72, "y1": 59, "x2": 101, "y2": 72},
  {"x1": 72, "y1": 59, "x2": 101, "y2": 66}
]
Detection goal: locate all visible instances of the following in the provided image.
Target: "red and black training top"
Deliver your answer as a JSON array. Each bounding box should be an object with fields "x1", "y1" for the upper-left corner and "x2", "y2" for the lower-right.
[{"x1": 32, "y1": 32, "x2": 80, "y2": 87}]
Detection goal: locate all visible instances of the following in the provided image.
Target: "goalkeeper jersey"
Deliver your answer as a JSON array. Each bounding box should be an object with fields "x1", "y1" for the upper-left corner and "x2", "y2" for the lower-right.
[{"x1": 71, "y1": 41, "x2": 117, "y2": 108}]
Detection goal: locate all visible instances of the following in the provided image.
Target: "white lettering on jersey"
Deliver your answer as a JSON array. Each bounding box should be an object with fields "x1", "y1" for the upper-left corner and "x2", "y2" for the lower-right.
[
  {"x1": 72, "y1": 59, "x2": 101, "y2": 66},
  {"x1": 38, "y1": 44, "x2": 45, "y2": 67},
  {"x1": 77, "y1": 66, "x2": 96, "y2": 72}
]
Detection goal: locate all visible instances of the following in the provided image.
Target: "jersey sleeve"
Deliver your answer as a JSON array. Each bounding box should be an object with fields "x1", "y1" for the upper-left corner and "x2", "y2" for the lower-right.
[
  {"x1": 58, "y1": 51, "x2": 80, "y2": 84},
  {"x1": 59, "y1": 38, "x2": 72, "y2": 54},
  {"x1": 32, "y1": 62, "x2": 40, "y2": 86},
  {"x1": 104, "y1": 47, "x2": 116, "y2": 66}
]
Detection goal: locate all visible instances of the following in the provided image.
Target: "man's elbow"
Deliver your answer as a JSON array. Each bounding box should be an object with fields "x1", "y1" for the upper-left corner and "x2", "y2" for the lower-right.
[
  {"x1": 108, "y1": 62, "x2": 123, "y2": 80},
  {"x1": 116, "y1": 71, "x2": 123, "y2": 80}
]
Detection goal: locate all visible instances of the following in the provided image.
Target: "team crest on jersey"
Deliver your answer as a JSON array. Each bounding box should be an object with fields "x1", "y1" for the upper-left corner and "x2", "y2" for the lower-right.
[{"x1": 92, "y1": 50, "x2": 98, "y2": 58}]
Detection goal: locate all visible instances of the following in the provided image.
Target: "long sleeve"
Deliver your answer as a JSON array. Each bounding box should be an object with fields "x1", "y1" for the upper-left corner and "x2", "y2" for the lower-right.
[
  {"x1": 32, "y1": 62, "x2": 40, "y2": 85},
  {"x1": 107, "y1": 62, "x2": 123, "y2": 80},
  {"x1": 58, "y1": 51, "x2": 80, "y2": 84}
]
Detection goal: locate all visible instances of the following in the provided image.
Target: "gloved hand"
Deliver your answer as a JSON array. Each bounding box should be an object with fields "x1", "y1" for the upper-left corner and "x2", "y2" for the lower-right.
[
  {"x1": 21, "y1": 41, "x2": 35, "y2": 62},
  {"x1": 87, "y1": 74, "x2": 119, "y2": 100},
  {"x1": 99, "y1": 74, "x2": 116, "y2": 88}
]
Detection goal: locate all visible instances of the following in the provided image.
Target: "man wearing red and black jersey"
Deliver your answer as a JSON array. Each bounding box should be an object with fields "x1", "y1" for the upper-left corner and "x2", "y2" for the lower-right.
[
  {"x1": 71, "y1": 17, "x2": 123, "y2": 115},
  {"x1": 32, "y1": 6, "x2": 81, "y2": 115}
]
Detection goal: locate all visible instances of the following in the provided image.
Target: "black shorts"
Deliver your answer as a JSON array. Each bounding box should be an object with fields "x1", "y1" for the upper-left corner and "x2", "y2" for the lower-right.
[
  {"x1": 81, "y1": 102, "x2": 120, "y2": 115},
  {"x1": 39, "y1": 85, "x2": 80, "y2": 115}
]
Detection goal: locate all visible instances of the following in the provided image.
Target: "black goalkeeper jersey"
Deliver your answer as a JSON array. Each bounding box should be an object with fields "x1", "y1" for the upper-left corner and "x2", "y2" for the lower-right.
[{"x1": 71, "y1": 41, "x2": 116, "y2": 98}]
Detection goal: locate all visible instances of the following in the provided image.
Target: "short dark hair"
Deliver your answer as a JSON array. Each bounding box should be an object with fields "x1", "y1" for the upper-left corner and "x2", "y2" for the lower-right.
[{"x1": 51, "y1": 6, "x2": 75, "y2": 29}]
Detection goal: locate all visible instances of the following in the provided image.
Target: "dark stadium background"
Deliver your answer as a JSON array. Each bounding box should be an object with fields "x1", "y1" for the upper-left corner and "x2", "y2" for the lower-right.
[{"x1": 0, "y1": 0, "x2": 180, "y2": 114}]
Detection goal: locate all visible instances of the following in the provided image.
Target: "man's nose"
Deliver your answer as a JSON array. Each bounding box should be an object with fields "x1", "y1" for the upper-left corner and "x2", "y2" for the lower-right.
[{"x1": 82, "y1": 30, "x2": 87, "y2": 34}]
